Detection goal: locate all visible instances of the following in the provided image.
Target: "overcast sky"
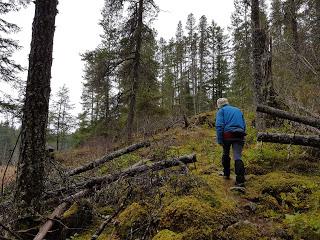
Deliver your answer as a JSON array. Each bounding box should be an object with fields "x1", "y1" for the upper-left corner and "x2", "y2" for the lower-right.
[{"x1": 6, "y1": 0, "x2": 235, "y2": 114}]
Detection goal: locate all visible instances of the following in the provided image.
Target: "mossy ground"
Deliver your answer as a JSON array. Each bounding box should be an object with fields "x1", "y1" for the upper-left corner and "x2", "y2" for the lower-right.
[{"x1": 58, "y1": 111, "x2": 320, "y2": 240}]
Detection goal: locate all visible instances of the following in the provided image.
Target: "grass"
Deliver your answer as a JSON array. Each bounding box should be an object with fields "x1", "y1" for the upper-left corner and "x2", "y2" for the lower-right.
[{"x1": 0, "y1": 165, "x2": 16, "y2": 187}]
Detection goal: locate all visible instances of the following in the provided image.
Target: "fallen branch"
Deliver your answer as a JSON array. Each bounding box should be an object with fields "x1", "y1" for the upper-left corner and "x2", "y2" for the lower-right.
[
  {"x1": 33, "y1": 189, "x2": 91, "y2": 240},
  {"x1": 37, "y1": 154, "x2": 196, "y2": 239},
  {"x1": 48, "y1": 154, "x2": 197, "y2": 199},
  {"x1": 0, "y1": 221, "x2": 22, "y2": 240},
  {"x1": 257, "y1": 105, "x2": 320, "y2": 129},
  {"x1": 66, "y1": 141, "x2": 151, "y2": 176},
  {"x1": 91, "y1": 189, "x2": 131, "y2": 240},
  {"x1": 33, "y1": 202, "x2": 68, "y2": 240},
  {"x1": 257, "y1": 132, "x2": 320, "y2": 148}
]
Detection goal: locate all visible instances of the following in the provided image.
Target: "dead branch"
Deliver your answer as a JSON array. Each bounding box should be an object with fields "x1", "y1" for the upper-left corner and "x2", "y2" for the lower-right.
[
  {"x1": 36, "y1": 155, "x2": 196, "y2": 239},
  {"x1": 33, "y1": 189, "x2": 91, "y2": 240},
  {"x1": 48, "y1": 154, "x2": 196, "y2": 200},
  {"x1": 257, "y1": 105, "x2": 320, "y2": 129},
  {"x1": 91, "y1": 190, "x2": 131, "y2": 240},
  {"x1": 33, "y1": 202, "x2": 68, "y2": 240},
  {"x1": 66, "y1": 141, "x2": 151, "y2": 176},
  {"x1": 257, "y1": 132, "x2": 320, "y2": 148},
  {"x1": 0, "y1": 221, "x2": 22, "y2": 240},
  {"x1": 1, "y1": 131, "x2": 21, "y2": 196}
]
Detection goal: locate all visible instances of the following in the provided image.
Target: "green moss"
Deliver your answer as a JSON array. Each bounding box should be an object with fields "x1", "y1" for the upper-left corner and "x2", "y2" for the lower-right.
[
  {"x1": 152, "y1": 229, "x2": 182, "y2": 240},
  {"x1": 99, "y1": 153, "x2": 141, "y2": 175},
  {"x1": 116, "y1": 202, "x2": 148, "y2": 238},
  {"x1": 63, "y1": 203, "x2": 79, "y2": 218},
  {"x1": 218, "y1": 221, "x2": 261, "y2": 240},
  {"x1": 160, "y1": 196, "x2": 218, "y2": 232},
  {"x1": 246, "y1": 172, "x2": 319, "y2": 213},
  {"x1": 181, "y1": 226, "x2": 215, "y2": 240},
  {"x1": 285, "y1": 211, "x2": 320, "y2": 240}
]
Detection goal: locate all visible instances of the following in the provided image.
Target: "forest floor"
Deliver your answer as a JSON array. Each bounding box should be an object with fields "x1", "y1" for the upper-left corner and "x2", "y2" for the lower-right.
[{"x1": 53, "y1": 111, "x2": 320, "y2": 240}]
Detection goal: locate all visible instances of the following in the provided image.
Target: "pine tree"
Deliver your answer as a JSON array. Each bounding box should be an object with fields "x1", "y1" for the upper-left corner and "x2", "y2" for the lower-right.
[
  {"x1": 15, "y1": 0, "x2": 58, "y2": 217},
  {"x1": 0, "y1": 0, "x2": 28, "y2": 83},
  {"x1": 208, "y1": 20, "x2": 218, "y2": 106},
  {"x1": 185, "y1": 13, "x2": 198, "y2": 115},
  {"x1": 215, "y1": 27, "x2": 230, "y2": 99},
  {"x1": 49, "y1": 85, "x2": 75, "y2": 151},
  {"x1": 230, "y1": 0, "x2": 253, "y2": 107},
  {"x1": 198, "y1": 15, "x2": 210, "y2": 112},
  {"x1": 0, "y1": 0, "x2": 30, "y2": 114}
]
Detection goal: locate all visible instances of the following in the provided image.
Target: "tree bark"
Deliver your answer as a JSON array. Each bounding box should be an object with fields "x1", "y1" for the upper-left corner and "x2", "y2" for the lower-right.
[
  {"x1": 48, "y1": 154, "x2": 197, "y2": 198},
  {"x1": 251, "y1": 0, "x2": 266, "y2": 130},
  {"x1": 257, "y1": 132, "x2": 320, "y2": 148},
  {"x1": 66, "y1": 141, "x2": 150, "y2": 176},
  {"x1": 14, "y1": 0, "x2": 58, "y2": 216},
  {"x1": 257, "y1": 105, "x2": 320, "y2": 129},
  {"x1": 288, "y1": 0, "x2": 300, "y2": 81},
  {"x1": 126, "y1": 0, "x2": 144, "y2": 141}
]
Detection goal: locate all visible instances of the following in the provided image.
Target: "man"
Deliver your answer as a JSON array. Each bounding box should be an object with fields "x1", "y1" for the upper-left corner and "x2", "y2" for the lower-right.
[{"x1": 215, "y1": 98, "x2": 246, "y2": 186}]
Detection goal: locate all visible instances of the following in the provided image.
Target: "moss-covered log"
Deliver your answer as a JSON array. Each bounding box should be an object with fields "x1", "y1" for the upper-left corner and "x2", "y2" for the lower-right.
[
  {"x1": 257, "y1": 105, "x2": 320, "y2": 129},
  {"x1": 257, "y1": 132, "x2": 320, "y2": 148},
  {"x1": 66, "y1": 141, "x2": 150, "y2": 176}
]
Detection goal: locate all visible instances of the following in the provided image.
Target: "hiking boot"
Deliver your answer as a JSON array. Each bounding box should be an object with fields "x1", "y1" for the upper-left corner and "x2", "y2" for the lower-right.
[
  {"x1": 219, "y1": 171, "x2": 230, "y2": 180},
  {"x1": 235, "y1": 159, "x2": 245, "y2": 184},
  {"x1": 235, "y1": 182, "x2": 245, "y2": 187}
]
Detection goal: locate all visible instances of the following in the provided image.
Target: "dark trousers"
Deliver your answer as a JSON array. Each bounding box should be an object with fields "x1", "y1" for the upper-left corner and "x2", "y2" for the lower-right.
[{"x1": 222, "y1": 139, "x2": 245, "y2": 183}]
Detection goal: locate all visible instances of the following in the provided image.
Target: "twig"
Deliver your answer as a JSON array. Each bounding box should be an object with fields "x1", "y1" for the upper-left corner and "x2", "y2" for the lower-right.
[
  {"x1": 1, "y1": 130, "x2": 21, "y2": 196},
  {"x1": 0, "y1": 221, "x2": 22, "y2": 240},
  {"x1": 91, "y1": 188, "x2": 132, "y2": 240}
]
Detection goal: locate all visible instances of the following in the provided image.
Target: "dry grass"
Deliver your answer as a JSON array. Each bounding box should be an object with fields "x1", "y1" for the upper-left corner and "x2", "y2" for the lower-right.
[{"x1": 0, "y1": 165, "x2": 16, "y2": 186}]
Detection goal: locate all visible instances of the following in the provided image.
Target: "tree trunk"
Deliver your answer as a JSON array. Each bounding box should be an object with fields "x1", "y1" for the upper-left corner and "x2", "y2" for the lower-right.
[
  {"x1": 289, "y1": 0, "x2": 300, "y2": 81},
  {"x1": 257, "y1": 105, "x2": 320, "y2": 129},
  {"x1": 257, "y1": 132, "x2": 320, "y2": 148},
  {"x1": 66, "y1": 141, "x2": 150, "y2": 176},
  {"x1": 252, "y1": 0, "x2": 266, "y2": 131},
  {"x1": 126, "y1": 0, "x2": 144, "y2": 141},
  {"x1": 14, "y1": 0, "x2": 58, "y2": 216},
  {"x1": 56, "y1": 103, "x2": 61, "y2": 151}
]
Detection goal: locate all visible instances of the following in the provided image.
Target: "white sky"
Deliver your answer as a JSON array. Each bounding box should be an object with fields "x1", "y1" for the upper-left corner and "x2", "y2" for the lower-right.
[{"x1": 5, "y1": 0, "x2": 235, "y2": 115}]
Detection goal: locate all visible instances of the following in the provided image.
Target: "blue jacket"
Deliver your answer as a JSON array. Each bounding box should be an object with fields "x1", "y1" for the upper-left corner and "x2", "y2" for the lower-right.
[{"x1": 215, "y1": 104, "x2": 246, "y2": 144}]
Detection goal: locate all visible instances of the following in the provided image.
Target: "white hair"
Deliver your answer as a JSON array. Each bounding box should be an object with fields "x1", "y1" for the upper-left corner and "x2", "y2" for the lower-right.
[{"x1": 217, "y1": 98, "x2": 229, "y2": 108}]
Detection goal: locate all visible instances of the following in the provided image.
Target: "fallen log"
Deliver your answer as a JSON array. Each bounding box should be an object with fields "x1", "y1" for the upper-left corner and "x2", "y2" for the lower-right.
[
  {"x1": 66, "y1": 141, "x2": 150, "y2": 176},
  {"x1": 257, "y1": 105, "x2": 320, "y2": 129},
  {"x1": 257, "y1": 132, "x2": 320, "y2": 148},
  {"x1": 36, "y1": 154, "x2": 196, "y2": 239},
  {"x1": 48, "y1": 154, "x2": 197, "y2": 199}
]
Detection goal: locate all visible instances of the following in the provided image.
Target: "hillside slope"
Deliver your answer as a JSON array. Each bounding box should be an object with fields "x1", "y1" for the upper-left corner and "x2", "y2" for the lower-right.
[{"x1": 56, "y1": 112, "x2": 320, "y2": 240}]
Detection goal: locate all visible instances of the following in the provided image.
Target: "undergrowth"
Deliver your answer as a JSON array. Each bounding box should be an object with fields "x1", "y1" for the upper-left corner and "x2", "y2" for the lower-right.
[{"x1": 56, "y1": 111, "x2": 319, "y2": 240}]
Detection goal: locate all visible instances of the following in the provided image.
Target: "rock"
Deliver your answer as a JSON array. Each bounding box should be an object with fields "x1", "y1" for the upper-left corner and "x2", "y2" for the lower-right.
[
  {"x1": 243, "y1": 202, "x2": 257, "y2": 212},
  {"x1": 230, "y1": 186, "x2": 246, "y2": 194}
]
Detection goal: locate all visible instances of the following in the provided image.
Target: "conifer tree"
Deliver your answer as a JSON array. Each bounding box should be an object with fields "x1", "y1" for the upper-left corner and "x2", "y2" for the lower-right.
[
  {"x1": 15, "y1": 0, "x2": 58, "y2": 217},
  {"x1": 198, "y1": 15, "x2": 210, "y2": 112},
  {"x1": 49, "y1": 85, "x2": 74, "y2": 151}
]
